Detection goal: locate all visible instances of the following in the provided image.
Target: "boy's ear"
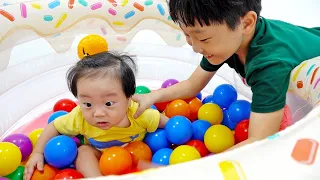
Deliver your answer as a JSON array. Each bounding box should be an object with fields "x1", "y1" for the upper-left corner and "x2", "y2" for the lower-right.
[{"x1": 241, "y1": 11, "x2": 258, "y2": 34}]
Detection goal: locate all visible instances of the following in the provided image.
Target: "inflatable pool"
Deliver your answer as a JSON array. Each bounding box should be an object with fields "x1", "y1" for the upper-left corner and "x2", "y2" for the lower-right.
[{"x1": 0, "y1": 0, "x2": 319, "y2": 179}]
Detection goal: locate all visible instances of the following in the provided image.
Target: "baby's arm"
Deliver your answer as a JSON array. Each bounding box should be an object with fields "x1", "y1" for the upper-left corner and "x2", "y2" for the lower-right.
[
  {"x1": 158, "y1": 113, "x2": 169, "y2": 128},
  {"x1": 24, "y1": 122, "x2": 59, "y2": 180}
]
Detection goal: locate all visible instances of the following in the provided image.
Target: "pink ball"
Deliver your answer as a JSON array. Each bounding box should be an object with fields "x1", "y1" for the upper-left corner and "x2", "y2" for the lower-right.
[{"x1": 279, "y1": 104, "x2": 293, "y2": 131}]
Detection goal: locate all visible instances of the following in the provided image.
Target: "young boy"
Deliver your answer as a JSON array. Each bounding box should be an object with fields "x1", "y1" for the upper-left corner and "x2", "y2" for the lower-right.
[{"x1": 133, "y1": 0, "x2": 320, "y2": 150}]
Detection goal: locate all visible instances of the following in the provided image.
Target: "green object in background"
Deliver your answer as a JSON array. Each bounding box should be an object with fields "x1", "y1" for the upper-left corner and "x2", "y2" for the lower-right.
[
  {"x1": 76, "y1": 134, "x2": 85, "y2": 145},
  {"x1": 135, "y1": 85, "x2": 151, "y2": 94},
  {"x1": 5, "y1": 166, "x2": 24, "y2": 180}
]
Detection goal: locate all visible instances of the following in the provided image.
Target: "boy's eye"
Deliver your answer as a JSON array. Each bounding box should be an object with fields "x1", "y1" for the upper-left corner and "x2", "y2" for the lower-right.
[
  {"x1": 105, "y1": 102, "x2": 114, "y2": 107},
  {"x1": 83, "y1": 103, "x2": 92, "y2": 107}
]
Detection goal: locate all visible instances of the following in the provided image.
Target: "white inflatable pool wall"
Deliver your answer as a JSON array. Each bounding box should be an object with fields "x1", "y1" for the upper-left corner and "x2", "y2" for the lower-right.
[{"x1": 0, "y1": 0, "x2": 319, "y2": 179}]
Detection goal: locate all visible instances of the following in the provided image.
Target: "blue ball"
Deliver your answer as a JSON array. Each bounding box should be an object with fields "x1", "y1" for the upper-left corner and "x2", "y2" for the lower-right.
[
  {"x1": 202, "y1": 95, "x2": 215, "y2": 104},
  {"x1": 213, "y1": 84, "x2": 238, "y2": 109},
  {"x1": 227, "y1": 100, "x2": 251, "y2": 124},
  {"x1": 150, "y1": 104, "x2": 157, "y2": 110},
  {"x1": 48, "y1": 111, "x2": 68, "y2": 124},
  {"x1": 196, "y1": 92, "x2": 202, "y2": 100},
  {"x1": 191, "y1": 120, "x2": 211, "y2": 141},
  {"x1": 165, "y1": 116, "x2": 192, "y2": 145},
  {"x1": 221, "y1": 109, "x2": 237, "y2": 130},
  {"x1": 144, "y1": 129, "x2": 170, "y2": 154},
  {"x1": 44, "y1": 135, "x2": 78, "y2": 169},
  {"x1": 152, "y1": 148, "x2": 173, "y2": 166}
]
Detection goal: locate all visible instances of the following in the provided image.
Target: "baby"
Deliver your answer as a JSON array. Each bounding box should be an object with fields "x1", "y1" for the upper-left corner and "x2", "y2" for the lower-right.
[{"x1": 23, "y1": 51, "x2": 169, "y2": 179}]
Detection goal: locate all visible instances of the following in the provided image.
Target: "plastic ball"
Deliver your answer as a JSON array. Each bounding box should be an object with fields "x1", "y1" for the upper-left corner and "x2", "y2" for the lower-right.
[
  {"x1": 202, "y1": 95, "x2": 215, "y2": 104},
  {"x1": 221, "y1": 109, "x2": 237, "y2": 130},
  {"x1": 161, "y1": 79, "x2": 179, "y2": 88},
  {"x1": 31, "y1": 164, "x2": 59, "y2": 180},
  {"x1": 99, "y1": 146, "x2": 132, "y2": 175},
  {"x1": 28, "y1": 128, "x2": 43, "y2": 148},
  {"x1": 191, "y1": 120, "x2": 212, "y2": 142},
  {"x1": 213, "y1": 84, "x2": 238, "y2": 109},
  {"x1": 3, "y1": 133, "x2": 33, "y2": 161},
  {"x1": 186, "y1": 97, "x2": 203, "y2": 121},
  {"x1": 4, "y1": 166, "x2": 24, "y2": 180},
  {"x1": 150, "y1": 104, "x2": 157, "y2": 110},
  {"x1": 71, "y1": 136, "x2": 81, "y2": 147},
  {"x1": 0, "y1": 177, "x2": 9, "y2": 180},
  {"x1": 165, "y1": 116, "x2": 193, "y2": 145},
  {"x1": 53, "y1": 169, "x2": 83, "y2": 179},
  {"x1": 197, "y1": 103, "x2": 223, "y2": 125},
  {"x1": 135, "y1": 85, "x2": 151, "y2": 94},
  {"x1": 44, "y1": 135, "x2": 78, "y2": 169},
  {"x1": 196, "y1": 92, "x2": 202, "y2": 100},
  {"x1": 144, "y1": 129, "x2": 170, "y2": 154},
  {"x1": 47, "y1": 110, "x2": 68, "y2": 124},
  {"x1": 77, "y1": 34, "x2": 108, "y2": 59},
  {"x1": 280, "y1": 104, "x2": 293, "y2": 131},
  {"x1": 165, "y1": 99, "x2": 191, "y2": 118},
  {"x1": 169, "y1": 145, "x2": 201, "y2": 165},
  {"x1": 154, "y1": 101, "x2": 170, "y2": 112},
  {"x1": 227, "y1": 100, "x2": 251, "y2": 124},
  {"x1": 186, "y1": 140, "x2": 209, "y2": 157},
  {"x1": 152, "y1": 148, "x2": 173, "y2": 166},
  {"x1": 124, "y1": 141, "x2": 152, "y2": 167},
  {"x1": 204, "y1": 125, "x2": 235, "y2": 153},
  {"x1": 0, "y1": 142, "x2": 22, "y2": 176},
  {"x1": 53, "y1": 99, "x2": 77, "y2": 113},
  {"x1": 234, "y1": 119, "x2": 249, "y2": 143}
]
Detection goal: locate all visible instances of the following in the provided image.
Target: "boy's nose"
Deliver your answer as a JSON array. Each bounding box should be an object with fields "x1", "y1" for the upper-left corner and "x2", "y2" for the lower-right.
[{"x1": 94, "y1": 108, "x2": 106, "y2": 117}]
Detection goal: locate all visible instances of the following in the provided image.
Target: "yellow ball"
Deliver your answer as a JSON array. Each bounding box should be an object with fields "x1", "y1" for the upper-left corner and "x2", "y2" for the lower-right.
[
  {"x1": 198, "y1": 103, "x2": 223, "y2": 125},
  {"x1": 204, "y1": 125, "x2": 235, "y2": 153},
  {"x1": 28, "y1": 128, "x2": 43, "y2": 148},
  {"x1": 0, "y1": 142, "x2": 22, "y2": 176},
  {"x1": 77, "y1": 34, "x2": 109, "y2": 59},
  {"x1": 169, "y1": 145, "x2": 201, "y2": 165}
]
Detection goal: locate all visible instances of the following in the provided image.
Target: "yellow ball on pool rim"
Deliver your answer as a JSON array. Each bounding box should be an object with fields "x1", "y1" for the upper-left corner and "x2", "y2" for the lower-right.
[
  {"x1": 197, "y1": 103, "x2": 223, "y2": 125},
  {"x1": 0, "y1": 142, "x2": 22, "y2": 176},
  {"x1": 77, "y1": 34, "x2": 108, "y2": 60},
  {"x1": 169, "y1": 145, "x2": 201, "y2": 165},
  {"x1": 204, "y1": 125, "x2": 235, "y2": 154}
]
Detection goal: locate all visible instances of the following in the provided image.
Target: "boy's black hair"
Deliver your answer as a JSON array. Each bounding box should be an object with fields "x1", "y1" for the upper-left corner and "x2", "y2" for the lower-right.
[
  {"x1": 168, "y1": 0, "x2": 262, "y2": 30},
  {"x1": 66, "y1": 51, "x2": 137, "y2": 98}
]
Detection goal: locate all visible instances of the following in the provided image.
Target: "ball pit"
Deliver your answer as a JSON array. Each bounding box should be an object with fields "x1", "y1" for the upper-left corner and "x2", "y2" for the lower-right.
[{"x1": 0, "y1": 0, "x2": 319, "y2": 179}]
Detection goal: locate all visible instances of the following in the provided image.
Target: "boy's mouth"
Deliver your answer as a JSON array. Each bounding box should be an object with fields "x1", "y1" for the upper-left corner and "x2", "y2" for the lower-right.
[
  {"x1": 97, "y1": 121, "x2": 110, "y2": 128},
  {"x1": 205, "y1": 55, "x2": 213, "y2": 59}
]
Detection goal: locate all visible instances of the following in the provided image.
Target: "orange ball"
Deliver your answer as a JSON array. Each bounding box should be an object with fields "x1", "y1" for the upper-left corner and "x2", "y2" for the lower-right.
[
  {"x1": 99, "y1": 146, "x2": 132, "y2": 175},
  {"x1": 186, "y1": 97, "x2": 203, "y2": 121},
  {"x1": 124, "y1": 142, "x2": 152, "y2": 168},
  {"x1": 166, "y1": 99, "x2": 191, "y2": 118},
  {"x1": 31, "y1": 164, "x2": 59, "y2": 180}
]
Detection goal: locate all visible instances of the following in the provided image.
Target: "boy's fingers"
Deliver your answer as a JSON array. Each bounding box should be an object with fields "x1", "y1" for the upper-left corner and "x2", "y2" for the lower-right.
[{"x1": 37, "y1": 161, "x2": 44, "y2": 171}]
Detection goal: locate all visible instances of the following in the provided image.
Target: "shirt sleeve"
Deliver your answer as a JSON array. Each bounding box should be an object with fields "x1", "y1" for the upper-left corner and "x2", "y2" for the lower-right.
[
  {"x1": 137, "y1": 109, "x2": 160, "y2": 133},
  {"x1": 246, "y1": 60, "x2": 293, "y2": 113},
  {"x1": 53, "y1": 106, "x2": 84, "y2": 136},
  {"x1": 200, "y1": 56, "x2": 223, "y2": 72}
]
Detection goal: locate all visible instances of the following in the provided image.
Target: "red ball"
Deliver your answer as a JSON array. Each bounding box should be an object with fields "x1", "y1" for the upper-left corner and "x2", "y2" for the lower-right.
[
  {"x1": 186, "y1": 140, "x2": 209, "y2": 157},
  {"x1": 234, "y1": 119, "x2": 249, "y2": 143},
  {"x1": 53, "y1": 99, "x2": 77, "y2": 113},
  {"x1": 53, "y1": 169, "x2": 83, "y2": 180}
]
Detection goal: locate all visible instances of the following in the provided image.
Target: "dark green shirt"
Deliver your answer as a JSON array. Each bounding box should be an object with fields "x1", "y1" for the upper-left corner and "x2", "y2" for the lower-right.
[{"x1": 201, "y1": 17, "x2": 320, "y2": 113}]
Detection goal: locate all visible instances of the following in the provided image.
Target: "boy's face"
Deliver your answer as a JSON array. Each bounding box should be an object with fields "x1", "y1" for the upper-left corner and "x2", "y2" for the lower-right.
[
  {"x1": 180, "y1": 20, "x2": 244, "y2": 65},
  {"x1": 76, "y1": 75, "x2": 130, "y2": 130}
]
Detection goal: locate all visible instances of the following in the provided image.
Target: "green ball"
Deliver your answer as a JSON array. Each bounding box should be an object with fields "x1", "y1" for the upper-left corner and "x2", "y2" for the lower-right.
[
  {"x1": 76, "y1": 134, "x2": 85, "y2": 145},
  {"x1": 5, "y1": 166, "x2": 24, "y2": 180},
  {"x1": 135, "y1": 85, "x2": 151, "y2": 94}
]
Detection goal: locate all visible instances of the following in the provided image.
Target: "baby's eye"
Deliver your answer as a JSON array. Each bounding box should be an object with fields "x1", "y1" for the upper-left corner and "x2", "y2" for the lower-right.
[
  {"x1": 83, "y1": 102, "x2": 92, "y2": 107},
  {"x1": 105, "y1": 102, "x2": 114, "y2": 107}
]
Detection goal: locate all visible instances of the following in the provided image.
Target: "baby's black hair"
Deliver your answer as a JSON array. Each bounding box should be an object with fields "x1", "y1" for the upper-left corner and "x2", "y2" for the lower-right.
[
  {"x1": 66, "y1": 51, "x2": 137, "y2": 98},
  {"x1": 168, "y1": 0, "x2": 262, "y2": 30}
]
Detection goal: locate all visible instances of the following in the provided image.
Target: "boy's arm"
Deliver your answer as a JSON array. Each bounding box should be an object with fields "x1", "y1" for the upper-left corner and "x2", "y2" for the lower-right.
[
  {"x1": 33, "y1": 122, "x2": 60, "y2": 154},
  {"x1": 158, "y1": 113, "x2": 169, "y2": 128},
  {"x1": 227, "y1": 108, "x2": 284, "y2": 150},
  {"x1": 133, "y1": 66, "x2": 215, "y2": 118}
]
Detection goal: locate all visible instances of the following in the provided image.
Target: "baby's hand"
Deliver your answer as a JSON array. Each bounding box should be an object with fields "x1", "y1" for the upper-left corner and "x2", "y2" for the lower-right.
[{"x1": 23, "y1": 152, "x2": 44, "y2": 180}]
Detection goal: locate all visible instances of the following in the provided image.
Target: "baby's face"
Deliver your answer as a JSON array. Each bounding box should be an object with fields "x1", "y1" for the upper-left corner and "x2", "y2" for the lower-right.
[
  {"x1": 179, "y1": 20, "x2": 244, "y2": 64},
  {"x1": 76, "y1": 75, "x2": 130, "y2": 130}
]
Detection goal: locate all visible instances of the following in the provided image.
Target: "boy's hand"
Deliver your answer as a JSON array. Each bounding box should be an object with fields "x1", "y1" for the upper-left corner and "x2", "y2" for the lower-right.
[
  {"x1": 23, "y1": 152, "x2": 44, "y2": 180},
  {"x1": 132, "y1": 93, "x2": 156, "y2": 118}
]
